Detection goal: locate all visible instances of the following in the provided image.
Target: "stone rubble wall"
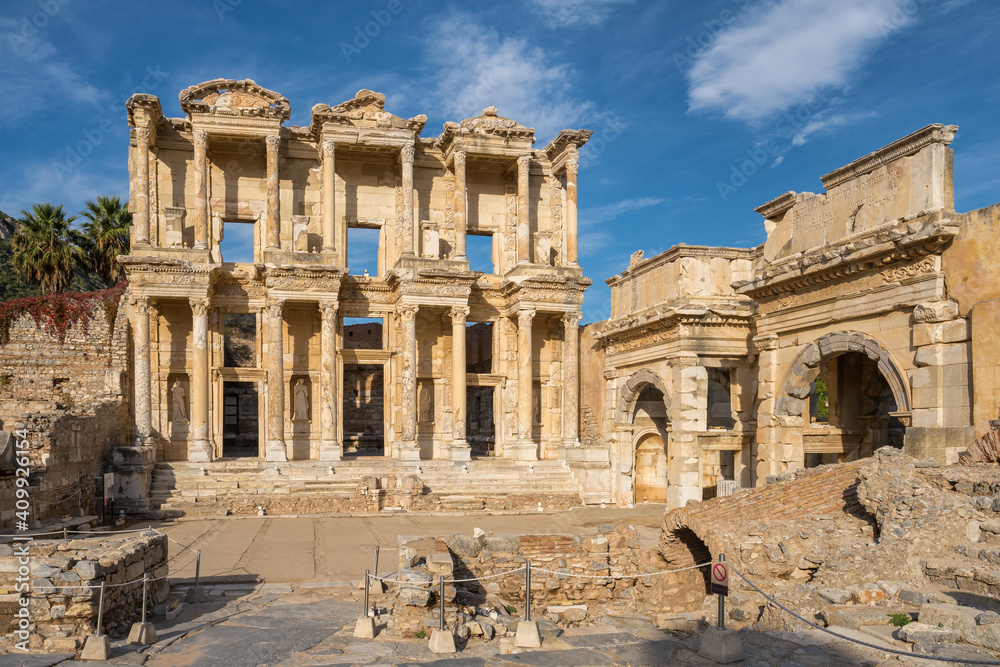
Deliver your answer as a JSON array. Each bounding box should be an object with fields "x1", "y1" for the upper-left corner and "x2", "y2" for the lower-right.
[
  {"x1": 0, "y1": 533, "x2": 167, "y2": 652},
  {"x1": 0, "y1": 304, "x2": 131, "y2": 526}
]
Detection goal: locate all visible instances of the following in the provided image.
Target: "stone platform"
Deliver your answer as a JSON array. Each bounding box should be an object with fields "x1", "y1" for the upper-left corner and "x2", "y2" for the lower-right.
[{"x1": 149, "y1": 458, "x2": 584, "y2": 517}]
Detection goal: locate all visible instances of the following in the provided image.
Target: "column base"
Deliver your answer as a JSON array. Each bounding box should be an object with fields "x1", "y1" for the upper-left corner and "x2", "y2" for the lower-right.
[
  {"x1": 505, "y1": 440, "x2": 539, "y2": 462},
  {"x1": 562, "y1": 439, "x2": 582, "y2": 448},
  {"x1": 189, "y1": 440, "x2": 213, "y2": 463},
  {"x1": 318, "y1": 440, "x2": 343, "y2": 462},
  {"x1": 396, "y1": 442, "x2": 421, "y2": 461},
  {"x1": 265, "y1": 440, "x2": 288, "y2": 462},
  {"x1": 450, "y1": 440, "x2": 471, "y2": 462}
]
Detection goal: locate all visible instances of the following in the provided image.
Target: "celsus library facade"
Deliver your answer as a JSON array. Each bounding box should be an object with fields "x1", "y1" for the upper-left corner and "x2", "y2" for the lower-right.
[{"x1": 9, "y1": 78, "x2": 995, "y2": 519}]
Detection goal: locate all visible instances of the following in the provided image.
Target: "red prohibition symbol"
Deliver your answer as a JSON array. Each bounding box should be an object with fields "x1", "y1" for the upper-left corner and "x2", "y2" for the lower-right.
[{"x1": 712, "y1": 563, "x2": 727, "y2": 582}]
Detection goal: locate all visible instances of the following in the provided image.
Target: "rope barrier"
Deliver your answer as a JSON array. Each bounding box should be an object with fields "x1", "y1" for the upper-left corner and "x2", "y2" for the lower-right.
[
  {"x1": 530, "y1": 561, "x2": 712, "y2": 580},
  {"x1": 30, "y1": 552, "x2": 202, "y2": 592},
  {"x1": 730, "y1": 565, "x2": 1000, "y2": 665}
]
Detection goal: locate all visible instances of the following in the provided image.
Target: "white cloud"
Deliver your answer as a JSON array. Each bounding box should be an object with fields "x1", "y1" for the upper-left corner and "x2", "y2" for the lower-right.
[
  {"x1": 422, "y1": 14, "x2": 594, "y2": 141},
  {"x1": 790, "y1": 111, "x2": 873, "y2": 146},
  {"x1": 528, "y1": 0, "x2": 633, "y2": 28},
  {"x1": 0, "y1": 20, "x2": 103, "y2": 128},
  {"x1": 686, "y1": 0, "x2": 917, "y2": 121},
  {"x1": 580, "y1": 197, "x2": 665, "y2": 226}
]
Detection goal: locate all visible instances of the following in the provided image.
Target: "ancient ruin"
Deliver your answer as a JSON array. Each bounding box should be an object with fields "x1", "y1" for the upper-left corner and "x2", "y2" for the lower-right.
[{"x1": 2, "y1": 80, "x2": 999, "y2": 521}]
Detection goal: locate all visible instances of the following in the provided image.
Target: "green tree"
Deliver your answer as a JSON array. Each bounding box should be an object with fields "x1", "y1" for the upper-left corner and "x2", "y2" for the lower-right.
[
  {"x1": 12, "y1": 203, "x2": 85, "y2": 294},
  {"x1": 80, "y1": 195, "x2": 131, "y2": 286}
]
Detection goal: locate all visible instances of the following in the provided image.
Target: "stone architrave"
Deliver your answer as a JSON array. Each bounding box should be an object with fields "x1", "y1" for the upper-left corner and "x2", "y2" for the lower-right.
[
  {"x1": 321, "y1": 140, "x2": 336, "y2": 253},
  {"x1": 517, "y1": 155, "x2": 531, "y2": 264},
  {"x1": 265, "y1": 134, "x2": 281, "y2": 250},
  {"x1": 401, "y1": 144, "x2": 416, "y2": 256},
  {"x1": 565, "y1": 157, "x2": 579, "y2": 265},
  {"x1": 453, "y1": 150, "x2": 467, "y2": 259},
  {"x1": 189, "y1": 297, "x2": 212, "y2": 462},
  {"x1": 319, "y1": 301, "x2": 341, "y2": 461},
  {"x1": 398, "y1": 304, "x2": 421, "y2": 460},
  {"x1": 192, "y1": 130, "x2": 208, "y2": 249},
  {"x1": 265, "y1": 299, "x2": 288, "y2": 461},
  {"x1": 133, "y1": 128, "x2": 150, "y2": 246},
  {"x1": 451, "y1": 306, "x2": 471, "y2": 461},
  {"x1": 562, "y1": 312, "x2": 581, "y2": 446},
  {"x1": 132, "y1": 296, "x2": 151, "y2": 447}
]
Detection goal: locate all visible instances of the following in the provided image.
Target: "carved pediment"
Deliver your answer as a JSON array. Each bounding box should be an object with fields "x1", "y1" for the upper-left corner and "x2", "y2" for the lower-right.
[
  {"x1": 179, "y1": 79, "x2": 290, "y2": 121},
  {"x1": 311, "y1": 89, "x2": 426, "y2": 135}
]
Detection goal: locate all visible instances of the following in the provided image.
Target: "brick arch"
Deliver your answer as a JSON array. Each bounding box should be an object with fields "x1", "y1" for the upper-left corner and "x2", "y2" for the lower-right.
[
  {"x1": 616, "y1": 369, "x2": 671, "y2": 426},
  {"x1": 775, "y1": 331, "x2": 911, "y2": 418}
]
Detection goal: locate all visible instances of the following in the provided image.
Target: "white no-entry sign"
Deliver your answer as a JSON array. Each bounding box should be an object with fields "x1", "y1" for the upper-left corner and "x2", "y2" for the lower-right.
[{"x1": 711, "y1": 561, "x2": 729, "y2": 596}]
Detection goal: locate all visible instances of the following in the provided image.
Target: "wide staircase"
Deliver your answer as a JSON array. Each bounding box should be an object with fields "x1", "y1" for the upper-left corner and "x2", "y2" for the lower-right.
[{"x1": 149, "y1": 458, "x2": 584, "y2": 517}]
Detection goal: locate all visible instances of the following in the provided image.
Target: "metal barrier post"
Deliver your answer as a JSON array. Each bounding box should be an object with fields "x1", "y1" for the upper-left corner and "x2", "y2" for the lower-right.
[
  {"x1": 194, "y1": 549, "x2": 201, "y2": 587},
  {"x1": 364, "y1": 569, "x2": 370, "y2": 616},
  {"x1": 525, "y1": 561, "x2": 532, "y2": 622},
  {"x1": 717, "y1": 553, "x2": 726, "y2": 630},
  {"x1": 63, "y1": 527, "x2": 68, "y2": 540},
  {"x1": 96, "y1": 581, "x2": 106, "y2": 636},
  {"x1": 141, "y1": 573, "x2": 149, "y2": 624},
  {"x1": 439, "y1": 575, "x2": 445, "y2": 631},
  {"x1": 374, "y1": 545, "x2": 380, "y2": 578}
]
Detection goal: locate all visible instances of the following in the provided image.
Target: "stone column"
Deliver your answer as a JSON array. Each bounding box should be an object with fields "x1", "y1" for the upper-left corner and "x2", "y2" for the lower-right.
[
  {"x1": 189, "y1": 297, "x2": 212, "y2": 462},
  {"x1": 319, "y1": 300, "x2": 341, "y2": 461},
  {"x1": 321, "y1": 140, "x2": 336, "y2": 253},
  {"x1": 133, "y1": 128, "x2": 151, "y2": 246},
  {"x1": 453, "y1": 150, "x2": 467, "y2": 260},
  {"x1": 510, "y1": 308, "x2": 538, "y2": 460},
  {"x1": 398, "y1": 304, "x2": 420, "y2": 460},
  {"x1": 192, "y1": 130, "x2": 208, "y2": 250},
  {"x1": 752, "y1": 333, "x2": 786, "y2": 482},
  {"x1": 516, "y1": 155, "x2": 531, "y2": 264},
  {"x1": 562, "y1": 312, "x2": 581, "y2": 446},
  {"x1": 668, "y1": 353, "x2": 704, "y2": 508},
  {"x1": 132, "y1": 296, "x2": 151, "y2": 446},
  {"x1": 451, "y1": 306, "x2": 471, "y2": 461},
  {"x1": 565, "y1": 158, "x2": 579, "y2": 266},
  {"x1": 265, "y1": 299, "x2": 288, "y2": 461},
  {"x1": 401, "y1": 144, "x2": 415, "y2": 257},
  {"x1": 265, "y1": 134, "x2": 281, "y2": 250}
]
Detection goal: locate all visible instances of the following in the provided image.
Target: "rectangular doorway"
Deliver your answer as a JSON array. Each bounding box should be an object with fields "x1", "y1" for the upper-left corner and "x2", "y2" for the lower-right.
[
  {"x1": 467, "y1": 386, "x2": 495, "y2": 457},
  {"x1": 342, "y1": 364, "x2": 385, "y2": 456},
  {"x1": 222, "y1": 381, "x2": 259, "y2": 458}
]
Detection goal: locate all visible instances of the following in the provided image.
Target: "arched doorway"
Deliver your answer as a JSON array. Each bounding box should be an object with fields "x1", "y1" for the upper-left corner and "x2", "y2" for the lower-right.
[
  {"x1": 634, "y1": 432, "x2": 668, "y2": 503},
  {"x1": 777, "y1": 331, "x2": 910, "y2": 468}
]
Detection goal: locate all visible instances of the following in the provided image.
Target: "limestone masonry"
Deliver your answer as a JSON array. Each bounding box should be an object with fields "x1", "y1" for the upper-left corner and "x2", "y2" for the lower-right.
[{"x1": 1, "y1": 79, "x2": 998, "y2": 518}]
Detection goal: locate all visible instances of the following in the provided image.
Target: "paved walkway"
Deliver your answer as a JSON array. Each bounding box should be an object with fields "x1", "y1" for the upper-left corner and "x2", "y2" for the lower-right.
[{"x1": 146, "y1": 505, "x2": 668, "y2": 585}]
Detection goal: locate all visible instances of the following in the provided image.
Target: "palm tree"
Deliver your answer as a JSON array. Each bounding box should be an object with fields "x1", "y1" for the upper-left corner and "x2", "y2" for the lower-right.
[
  {"x1": 12, "y1": 203, "x2": 85, "y2": 294},
  {"x1": 80, "y1": 195, "x2": 131, "y2": 286}
]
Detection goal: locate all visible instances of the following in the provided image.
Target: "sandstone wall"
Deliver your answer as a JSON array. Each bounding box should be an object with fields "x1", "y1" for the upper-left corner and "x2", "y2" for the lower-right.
[
  {"x1": 0, "y1": 533, "x2": 167, "y2": 652},
  {"x1": 942, "y1": 203, "x2": 1000, "y2": 436},
  {"x1": 0, "y1": 293, "x2": 130, "y2": 526}
]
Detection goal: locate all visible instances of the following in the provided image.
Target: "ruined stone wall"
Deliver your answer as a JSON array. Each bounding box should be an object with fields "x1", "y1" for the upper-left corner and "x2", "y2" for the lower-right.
[
  {"x1": 942, "y1": 202, "x2": 1000, "y2": 437},
  {"x1": 0, "y1": 300, "x2": 130, "y2": 526},
  {"x1": 343, "y1": 365, "x2": 384, "y2": 451},
  {"x1": 0, "y1": 533, "x2": 167, "y2": 652}
]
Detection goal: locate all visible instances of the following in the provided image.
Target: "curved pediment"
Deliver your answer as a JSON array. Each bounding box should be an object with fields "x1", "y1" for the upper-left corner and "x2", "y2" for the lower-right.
[
  {"x1": 179, "y1": 78, "x2": 290, "y2": 121},
  {"x1": 311, "y1": 89, "x2": 426, "y2": 134}
]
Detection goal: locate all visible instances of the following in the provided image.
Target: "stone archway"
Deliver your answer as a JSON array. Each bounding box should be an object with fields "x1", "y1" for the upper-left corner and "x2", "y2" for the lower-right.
[
  {"x1": 616, "y1": 369, "x2": 672, "y2": 426},
  {"x1": 775, "y1": 331, "x2": 911, "y2": 421}
]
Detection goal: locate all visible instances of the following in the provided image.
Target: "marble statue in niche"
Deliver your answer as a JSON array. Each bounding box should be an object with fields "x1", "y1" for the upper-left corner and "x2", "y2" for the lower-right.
[
  {"x1": 171, "y1": 379, "x2": 188, "y2": 422},
  {"x1": 293, "y1": 378, "x2": 310, "y2": 421}
]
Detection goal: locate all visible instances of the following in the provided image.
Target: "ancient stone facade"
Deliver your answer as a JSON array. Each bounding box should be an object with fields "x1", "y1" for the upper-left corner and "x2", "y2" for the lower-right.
[
  {"x1": 119, "y1": 79, "x2": 591, "y2": 491},
  {"x1": 591, "y1": 123, "x2": 1000, "y2": 508}
]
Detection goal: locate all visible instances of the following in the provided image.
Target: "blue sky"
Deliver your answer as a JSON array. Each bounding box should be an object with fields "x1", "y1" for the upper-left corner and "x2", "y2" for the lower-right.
[{"x1": 1, "y1": 0, "x2": 997, "y2": 323}]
